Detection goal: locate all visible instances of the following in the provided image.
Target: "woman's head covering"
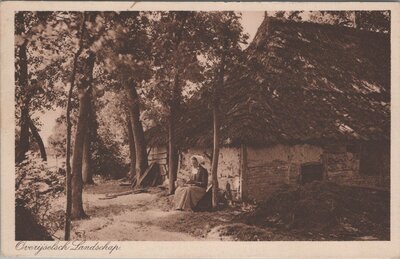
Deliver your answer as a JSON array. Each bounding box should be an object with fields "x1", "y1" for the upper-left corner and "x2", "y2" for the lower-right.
[{"x1": 190, "y1": 155, "x2": 205, "y2": 165}]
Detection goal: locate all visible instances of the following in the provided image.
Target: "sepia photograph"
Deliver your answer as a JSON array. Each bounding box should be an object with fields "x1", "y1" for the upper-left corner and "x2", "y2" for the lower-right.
[{"x1": 1, "y1": 2, "x2": 399, "y2": 257}]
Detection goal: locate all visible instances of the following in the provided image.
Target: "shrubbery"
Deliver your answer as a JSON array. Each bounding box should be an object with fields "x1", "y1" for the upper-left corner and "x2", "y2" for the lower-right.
[
  {"x1": 91, "y1": 137, "x2": 128, "y2": 179},
  {"x1": 15, "y1": 151, "x2": 65, "y2": 237}
]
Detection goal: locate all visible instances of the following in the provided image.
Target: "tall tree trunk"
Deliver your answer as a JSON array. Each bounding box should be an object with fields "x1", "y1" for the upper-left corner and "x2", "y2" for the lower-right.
[
  {"x1": 71, "y1": 52, "x2": 95, "y2": 219},
  {"x1": 127, "y1": 116, "x2": 136, "y2": 181},
  {"x1": 211, "y1": 104, "x2": 220, "y2": 208},
  {"x1": 354, "y1": 11, "x2": 361, "y2": 29},
  {"x1": 17, "y1": 105, "x2": 30, "y2": 163},
  {"x1": 16, "y1": 40, "x2": 30, "y2": 164},
  {"x1": 64, "y1": 12, "x2": 88, "y2": 240},
  {"x1": 124, "y1": 81, "x2": 148, "y2": 186},
  {"x1": 173, "y1": 146, "x2": 179, "y2": 180},
  {"x1": 82, "y1": 94, "x2": 94, "y2": 185},
  {"x1": 82, "y1": 129, "x2": 93, "y2": 185},
  {"x1": 28, "y1": 118, "x2": 47, "y2": 161},
  {"x1": 168, "y1": 112, "x2": 176, "y2": 194},
  {"x1": 168, "y1": 73, "x2": 180, "y2": 195},
  {"x1": 165, "y1": 16, "x2": 187, "y2": 194},
  {"x1": 211, "y1": 51, "x2": 225, "y2": 208},
  {"x1": 71, "y1": 90, "x2": 90, "y2": 219}
]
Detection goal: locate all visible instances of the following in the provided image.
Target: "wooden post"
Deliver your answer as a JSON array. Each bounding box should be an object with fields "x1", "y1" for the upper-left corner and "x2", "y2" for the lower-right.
[
  {"x1": 287, "y1": 148, "x2": 293, "y2": 184},
  {"x1": 322, "y1": 152, "x2": 329, "y2": 181},
  {"x1": 240, "y1": 144, "x2": 248, "y2": 201}
]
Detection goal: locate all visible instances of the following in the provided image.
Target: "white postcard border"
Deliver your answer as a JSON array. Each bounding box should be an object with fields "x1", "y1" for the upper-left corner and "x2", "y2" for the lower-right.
[{"x1": 1, "y1": 2, "x2": 399, "y2": 258}]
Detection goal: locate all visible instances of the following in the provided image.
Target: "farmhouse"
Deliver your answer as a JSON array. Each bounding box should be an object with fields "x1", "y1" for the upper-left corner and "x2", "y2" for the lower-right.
[{"x1": 146, "y1": 17, "x2": 390, "y2": 202}]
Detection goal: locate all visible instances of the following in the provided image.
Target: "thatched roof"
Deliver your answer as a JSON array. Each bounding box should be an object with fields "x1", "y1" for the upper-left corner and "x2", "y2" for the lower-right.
[{"x1": 147, "y1": 17, "x2": 390, "y2": 148}]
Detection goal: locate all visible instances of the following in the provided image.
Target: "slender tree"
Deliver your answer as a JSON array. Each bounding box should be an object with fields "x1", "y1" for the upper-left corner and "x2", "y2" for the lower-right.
[
  {"x1": 71, "y1": 51, "x2": 96, "y2": 219},
  {"x1": 15, "y1": 13, "x2": 30, "y2": 163},
  {"x1": 64, "y1": 11, "x2": 88, "y2": 239},
  {"x1": 151, "y1": 11, "x2": 205, "y2": 194},
  {"x1": 15, "y1": 12, "x2": 66, "y2": 163},
  {"x1": 82, "y1": 93, "x2": 95, "y2": 185},
  {"x1": 124, "y1": 79, "x2": 148, "y2": 185},
  {"x1": 98, "y1": 12, "x2": 154, "y2": 185},
  {"x1": 127, "y1": 116, "x2": 136, "y2": 181},
  {"x1": 202, "y1": 12, "x2": 248, "y2": 208},
  {"x1": 28, "y1": 118, "x2": 47, "y2": 161},
  {"x1": 69, "y1": 11, "x2": 108, "y2": 219}
]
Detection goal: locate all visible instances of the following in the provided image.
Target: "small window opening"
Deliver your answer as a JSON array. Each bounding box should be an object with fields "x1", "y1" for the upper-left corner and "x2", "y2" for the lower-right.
[{"x1": 300, "y1": 162, "x2": 324, "y2": 184}]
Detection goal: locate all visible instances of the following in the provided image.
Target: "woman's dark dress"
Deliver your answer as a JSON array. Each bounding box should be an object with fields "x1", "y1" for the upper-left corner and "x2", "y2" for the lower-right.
[{"x1": 173, "y1": 165, "x2": 208, "y2": 211}]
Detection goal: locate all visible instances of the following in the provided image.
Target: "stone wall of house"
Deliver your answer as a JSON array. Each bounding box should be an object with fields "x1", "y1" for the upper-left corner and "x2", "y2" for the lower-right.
[
  {"x1": 148, "y1": 142, "x2": 390, "y2": 202},
  {"x1": 325, "y1": 142, "x2": 390, "y2": 188},
  {"x1": 324, "y1": 144, "x2": 360, "y2": 185},
  {"x1": 245, "y1": 142, "x2": 389, "y2": 201},
  {"x1": 246, "y1": 144, "x2": 324, "y2": 201}
]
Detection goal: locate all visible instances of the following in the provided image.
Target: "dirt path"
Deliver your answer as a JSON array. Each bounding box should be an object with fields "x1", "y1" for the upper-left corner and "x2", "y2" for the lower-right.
[
  {"x1": 76, "y1": 193, "x2": 200, "y2": 241},
  {"x1": 51, "y1": 180, "x2": 285, "y2": 241},
  {"x1": 58, "y1": 180, "x2": 205, "y2": 241}
]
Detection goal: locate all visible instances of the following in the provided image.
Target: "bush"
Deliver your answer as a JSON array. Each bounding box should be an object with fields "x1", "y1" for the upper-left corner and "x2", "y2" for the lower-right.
[
  {"x1": 16, "y1": 151, "x2": 65, "y2": 237},
  {"x1": 91, "y1": 138, "x2": 128, "y2": 179},
  {"x1": 245, "y1": 181, "x2": 390, "y2": 239}
]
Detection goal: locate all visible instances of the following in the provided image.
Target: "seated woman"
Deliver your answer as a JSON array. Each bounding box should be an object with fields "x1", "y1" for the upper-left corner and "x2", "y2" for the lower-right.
[{"x1": 173, "y1": 155, "x2": 208, "y2": 211}]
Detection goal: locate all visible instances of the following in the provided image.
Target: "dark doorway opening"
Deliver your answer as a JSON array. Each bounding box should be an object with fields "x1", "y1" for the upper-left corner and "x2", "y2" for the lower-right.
[{"x1": 300, "y1": 163, "x2": 323, "y2": 184}]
